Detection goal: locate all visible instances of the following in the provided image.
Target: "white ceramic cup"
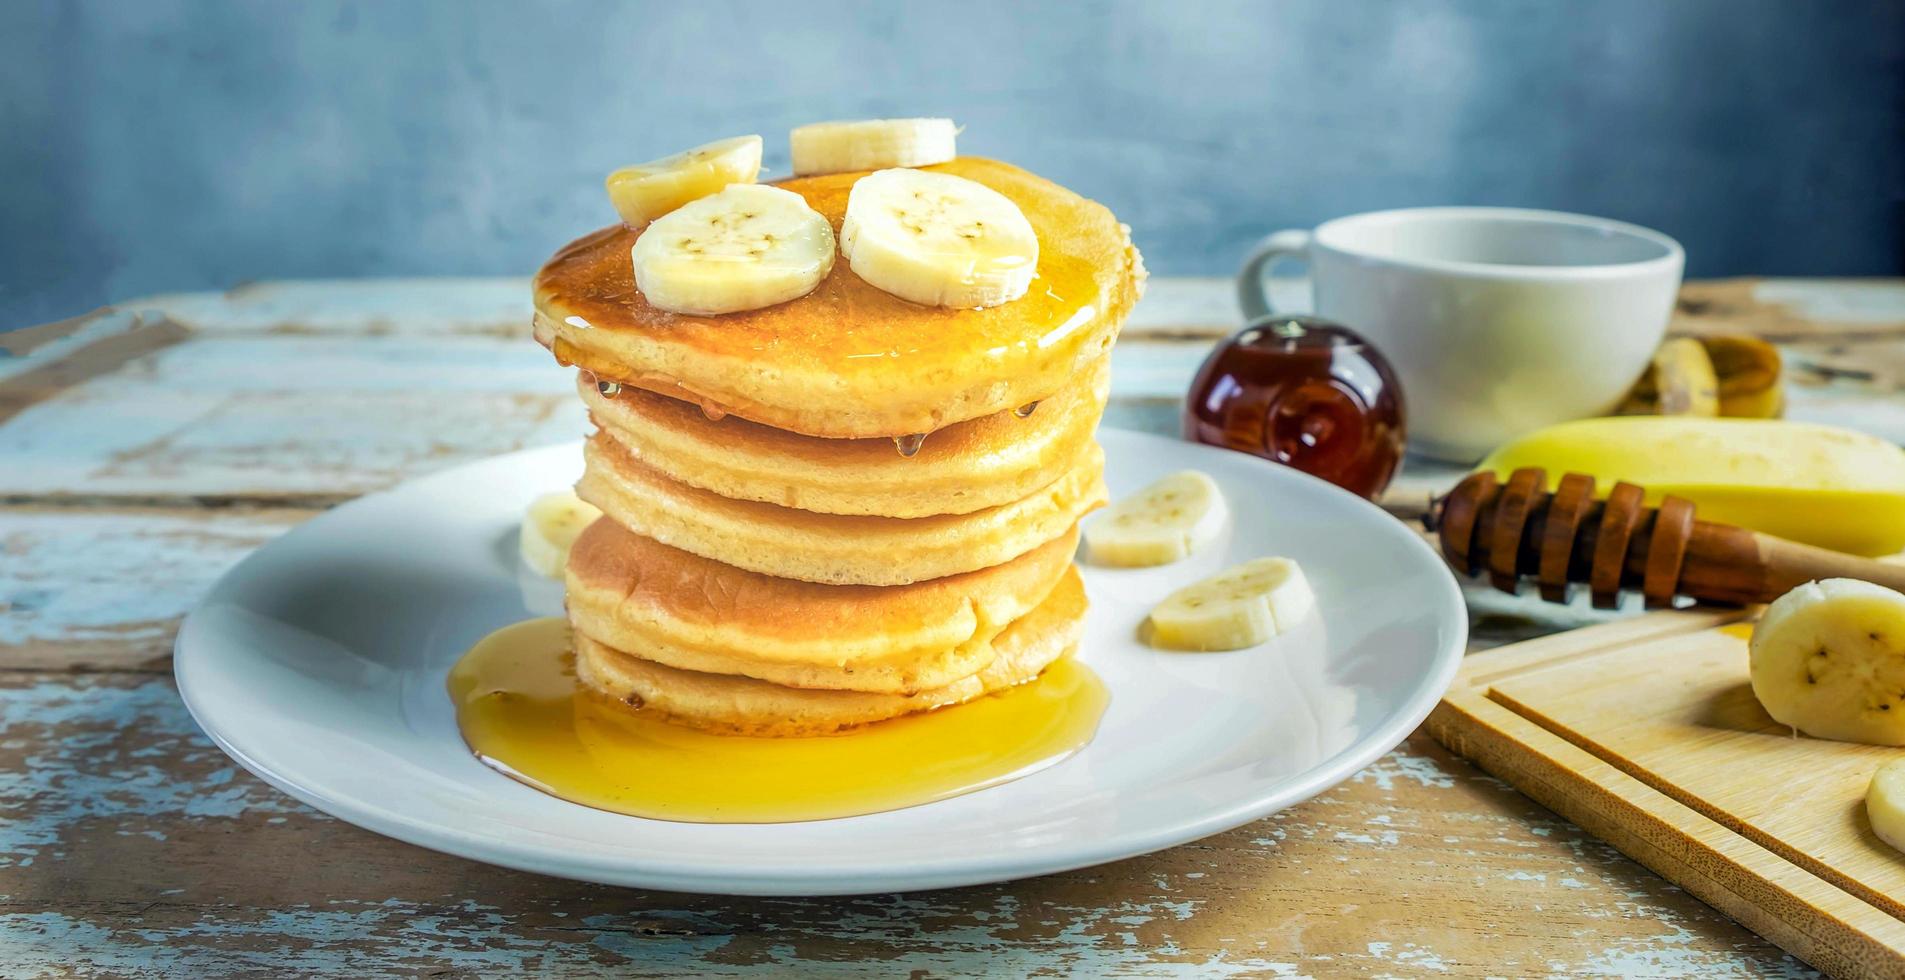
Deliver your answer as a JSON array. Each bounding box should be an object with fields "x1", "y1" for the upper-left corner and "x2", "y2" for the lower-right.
[{"x1": 1237, "y1": 207, "x2": 1684, "y2": 462}]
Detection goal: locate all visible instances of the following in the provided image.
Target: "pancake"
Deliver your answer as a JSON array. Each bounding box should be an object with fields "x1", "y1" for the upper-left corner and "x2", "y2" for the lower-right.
[
  {"x1": 581, "y1": 356, "x2": 1109, "y2": 518},
  {"x1": 534, "y1": 157, "x2": 1145, "y2": 439},
  {"x1": 576, "y1": 431, "x2": 1105, "y2": 586},
  {"x1": 574, "y1": 568, "x2": 1087, "y2": 736},
  {"x1": 565, "y1": 517, "x2": 1077, "y2": 693}
]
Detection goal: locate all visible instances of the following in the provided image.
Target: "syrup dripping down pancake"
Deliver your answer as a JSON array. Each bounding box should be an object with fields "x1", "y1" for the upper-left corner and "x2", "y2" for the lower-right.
[
  {"x1": 576, "y1": 431, "x2": 1105, "y2": 586},
  {"x1": 581, "y1": 355, "x2": 1108, "y2": 518},
  {"x1": 534, "y1": 157, "x2": 1144, "y2": 439},
  {"x1": 574, "y1": 568, "x2": 1087, "y2": 737},
  {"x1": 565, "y1": 518, "x2": 1077, "y2": 693}
]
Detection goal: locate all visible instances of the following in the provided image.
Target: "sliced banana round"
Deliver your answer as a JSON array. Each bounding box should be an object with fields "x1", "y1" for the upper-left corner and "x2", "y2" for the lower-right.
[
  {"x1": 1868, "y1": 758, "x2": 1905, "y2": 853},
  {"x1": 520, "y1": 490, "x2": 603, "y2": 579},
  {"x1": 1146, "y1": 557, "x2": 1315, "y2": 652},
  {"x1": 631, "y1": 183, "x2": 836, "y2": 316},
  {"x1": 1749, "y1": 578, "x2": 1905, "y2": 745},
  {"x1": 605, "y1": 135, "x2": 762, "y2": 228},
  {"x1": 790, "y1": 118, "x2": 956, "y2": 176},
  {"x1": 1085, "y1": 470, "x2": 1228, "y2": 567},
  {"x1": 839, "y1": 168, "x2": 1038, "y2": 309}
]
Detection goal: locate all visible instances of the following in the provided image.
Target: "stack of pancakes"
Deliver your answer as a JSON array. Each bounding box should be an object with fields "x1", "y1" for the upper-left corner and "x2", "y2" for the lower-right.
[{"x1": 531, "y1": 157, "x2": 1145, "y2": 736}]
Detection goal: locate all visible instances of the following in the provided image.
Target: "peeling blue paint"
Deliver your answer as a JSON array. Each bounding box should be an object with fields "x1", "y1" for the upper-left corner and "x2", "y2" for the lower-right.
[{"x1": 0, "y1": 677, "x2": 308, "y2": 866}]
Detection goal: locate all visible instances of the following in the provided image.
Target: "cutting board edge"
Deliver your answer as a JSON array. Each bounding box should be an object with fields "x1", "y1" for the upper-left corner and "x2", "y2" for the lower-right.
[
  {"x1": 1456, "y1": 606, "x2": 1755, "y2": 689},
  {"x1": 1429, "y1": 681, "x2": 1905, "y2": 980}
]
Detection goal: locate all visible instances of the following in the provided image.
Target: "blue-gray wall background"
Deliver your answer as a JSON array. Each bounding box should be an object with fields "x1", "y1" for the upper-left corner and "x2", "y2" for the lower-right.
[{"x1": 4, "y1": 0, "x2": 1901, "y2": 328}]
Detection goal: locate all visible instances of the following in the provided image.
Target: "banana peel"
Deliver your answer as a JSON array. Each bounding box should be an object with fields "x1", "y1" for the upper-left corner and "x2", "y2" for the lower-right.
[
  {"x1": 1618, "y1": 334, "x2": 1783, "y2": 419},
  {"x1": 1652, "y1": 337, "x2": 1720, "y2": 416}
]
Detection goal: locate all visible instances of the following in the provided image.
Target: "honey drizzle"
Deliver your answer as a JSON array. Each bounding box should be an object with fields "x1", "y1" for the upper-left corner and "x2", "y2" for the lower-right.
[
  {"x1": 554, "y1": 336, "x2": 762, "y2": 428},
  {"x1": 534, "y1": 161, "x2": 1118, "y2": 380},
  {"x1": 446, "y1": 618, "x2": 1109, "y2": 823}
]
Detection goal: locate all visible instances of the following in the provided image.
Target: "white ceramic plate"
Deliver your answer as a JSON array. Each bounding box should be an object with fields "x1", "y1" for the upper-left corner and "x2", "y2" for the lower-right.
[{"x1": 176, "y1": 428, "x2": 1466, "y2": 896}]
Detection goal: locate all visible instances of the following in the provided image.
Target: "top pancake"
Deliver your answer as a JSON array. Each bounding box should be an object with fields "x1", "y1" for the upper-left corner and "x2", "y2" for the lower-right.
[{"x1": 534, "y1": 157, "x2": 1144, "y2": 439}]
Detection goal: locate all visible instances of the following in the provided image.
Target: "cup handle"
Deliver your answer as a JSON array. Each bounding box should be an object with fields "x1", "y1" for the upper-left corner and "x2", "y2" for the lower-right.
[{"x1": 1236, "y1": 229, "x2": 1313, "y2": 321}]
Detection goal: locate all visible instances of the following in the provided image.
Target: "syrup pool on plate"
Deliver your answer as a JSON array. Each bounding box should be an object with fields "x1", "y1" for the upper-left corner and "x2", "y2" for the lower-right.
[{"x1": 446, "y1": 618, "x2": 1110, "y2": 823}]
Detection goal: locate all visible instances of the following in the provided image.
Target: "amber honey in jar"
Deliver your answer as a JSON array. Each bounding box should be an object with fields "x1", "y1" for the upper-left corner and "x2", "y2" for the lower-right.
[{"x1": 1183, "y1": 316, "x2": 1405, "y2": 500}]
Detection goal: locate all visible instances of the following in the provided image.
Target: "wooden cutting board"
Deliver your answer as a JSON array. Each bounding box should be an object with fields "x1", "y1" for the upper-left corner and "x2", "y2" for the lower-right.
[{"x1": 1427, "y1": 607, "x2": 1905, "y2": 978}]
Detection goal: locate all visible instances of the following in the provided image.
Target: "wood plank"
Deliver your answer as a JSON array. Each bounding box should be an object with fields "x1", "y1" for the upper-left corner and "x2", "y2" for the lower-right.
[
  {"x1": 0, "y1": 667, "x2": 1804, "y2": 977},
  {"x1": 1455, "y1": 604, "x2": 1751, "y2": 686},
  {"x1": 0, "y1": 331, "x2": 586, "y2": 503},
  {"x1": 0, "y1": 506, "x2": 309, "y2": 671},
  {"x1": 1431, "y1": 610, "x2": 1905, "y2": 977},
  {"x1": 1433, "y1": 689, "x2": 1898, "y2": 980},
  {"x1": 0, "y1": 313, "x2": 190, "y2": 425},
  {"x1": 0, "y1": 306, "x2": 124, "y2": 359},
  {"x1": 1675, "y1": 280, "x2": 1905, "y2": 341},
  {"x1": 1494, "y1": 627, "x2": 1905, "y2": 918}
]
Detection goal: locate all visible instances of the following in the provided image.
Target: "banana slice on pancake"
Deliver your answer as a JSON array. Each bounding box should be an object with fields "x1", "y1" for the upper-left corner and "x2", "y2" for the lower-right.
[
  {"x1": 790, "y1": 118, "x2": 956, "y2": 176},
  {"x1": 630, "y1": 184, "x2": 835, "y2": 316},
  {"x1": 840, "y1": 168, "x2": 1038, "y2": 309},
  {"x1": 605, "y1": 135, "x2": 762, "y2": 228}
]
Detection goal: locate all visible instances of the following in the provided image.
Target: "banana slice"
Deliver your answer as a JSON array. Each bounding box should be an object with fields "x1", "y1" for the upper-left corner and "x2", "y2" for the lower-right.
[
  {"x1": 520, "y1": 490, "x2": 603, "y2": 579},
  {"x1": 1085, "y1": 471, "x2": 1228, "y2": 567},
  {"x1": 839, "y1": 168, "x2": 1037, "y2": 309},
  {"x1": 789, "y1": 118, "x2": 956, "y2": 176},
  {"x1": 1749, "y1": 578, "x2": 1905, "y2": 745},
  {"x1": 605, "y1": 135, "x2": 762, "y2": 228},
  {"x1": 630, "y1": 184, "x2": 835, "y2": 315},
  {"x1": 1146, "y1": 557, "x2": 1315, "y2": 652},
  {"x1": 1868, "y1": 758, "x2": 1905, "y2": 853}
]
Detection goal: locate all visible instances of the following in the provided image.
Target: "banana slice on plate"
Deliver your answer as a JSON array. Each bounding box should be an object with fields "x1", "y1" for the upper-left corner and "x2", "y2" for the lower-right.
[
  {"x1": 1868, "y1": 758, "x2": 1905, "y2": 854},
  {"x1": 839, "y1": 168, "x2": 1037, "y2": 309},
  {"x1": 605, "y1": 135, "x2": 762, "y2": 228},
  {"x1": 790, "y1": 118, "x2": 957, "y2": 176},
  {"x1": 1085, "y1": 471, "x2": 1227, "y2": 567},
  {"x1": 520, "y1": 490, "x2": 603, "y2": 579},
  {"x1": 631, "y1": 184, "x2": 836, "y2": 315},
  {"x1": 1749, "y1": 578, "x2": 1905, "y2": 745},
  {"x1": 1146, "y1": 557, "x2": 1315, "y2": 652}
]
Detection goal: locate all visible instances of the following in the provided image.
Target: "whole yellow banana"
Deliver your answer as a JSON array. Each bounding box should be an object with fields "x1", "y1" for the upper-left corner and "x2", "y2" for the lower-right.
[{"x1": 1477, "y1": 417, "x2": 1905, "y2": 557}]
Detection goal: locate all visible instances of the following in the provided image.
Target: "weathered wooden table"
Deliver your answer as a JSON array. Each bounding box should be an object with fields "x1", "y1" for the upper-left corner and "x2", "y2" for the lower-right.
[{"x1": 3, "y1": 277, "x2": 1899, "y2": 977}]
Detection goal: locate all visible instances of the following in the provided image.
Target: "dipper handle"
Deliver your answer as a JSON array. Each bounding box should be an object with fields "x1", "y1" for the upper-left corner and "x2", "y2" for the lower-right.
[{"x1": 1430, "y1": 468, "x2": 1905, "y2": 607}]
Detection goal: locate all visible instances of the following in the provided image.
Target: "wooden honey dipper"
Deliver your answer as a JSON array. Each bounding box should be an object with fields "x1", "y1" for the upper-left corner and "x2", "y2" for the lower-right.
[{"x1": 1428, "y1": 467, "x2": 1905, "y2": 608}]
